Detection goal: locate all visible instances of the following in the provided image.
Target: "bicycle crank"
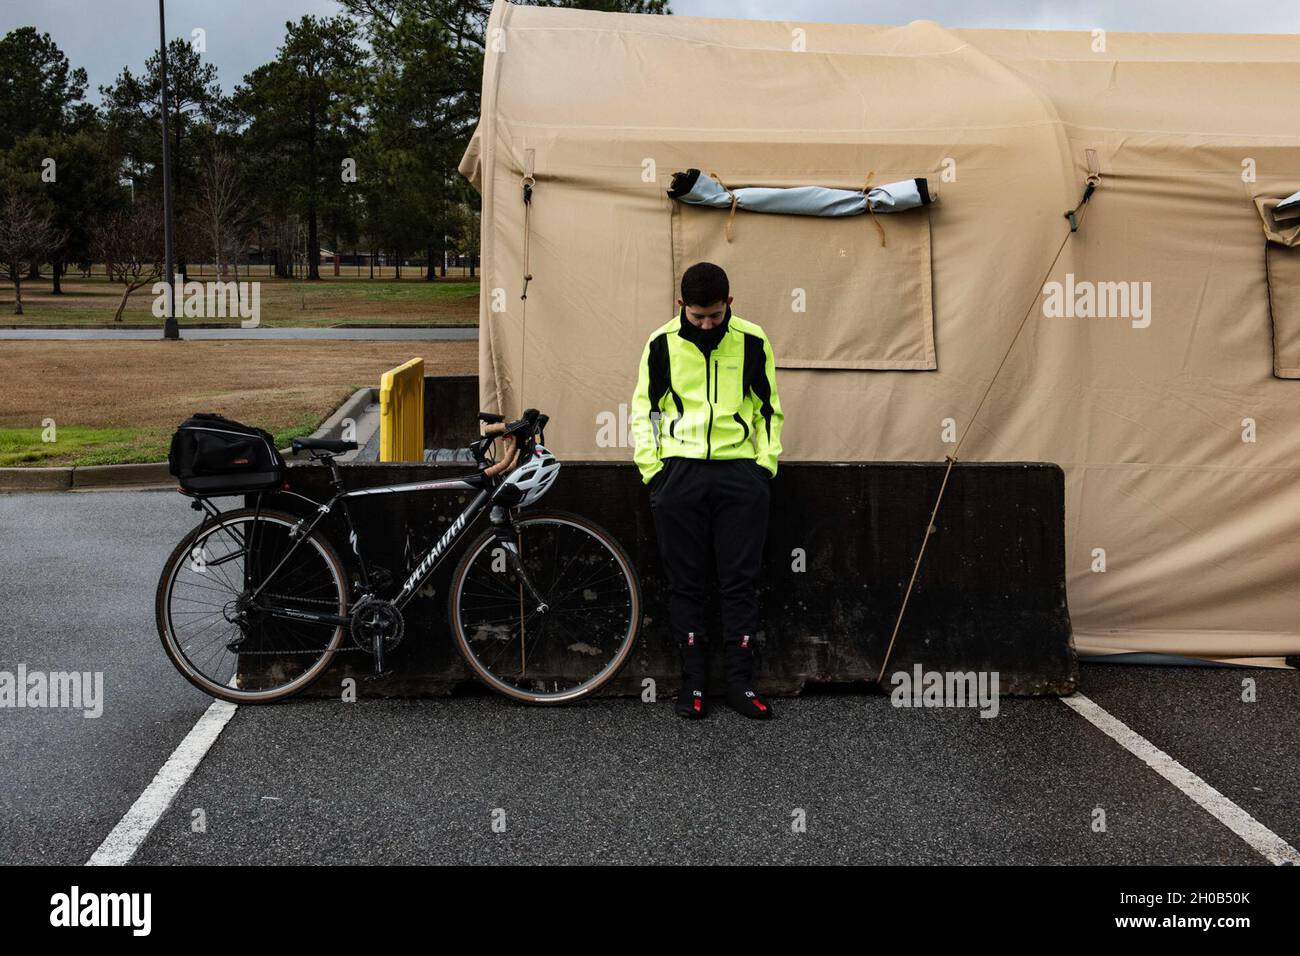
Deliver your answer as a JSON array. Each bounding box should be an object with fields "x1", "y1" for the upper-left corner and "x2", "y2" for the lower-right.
[{"x1": 349, "y1": 597, "x2": 405, "y2": 655}]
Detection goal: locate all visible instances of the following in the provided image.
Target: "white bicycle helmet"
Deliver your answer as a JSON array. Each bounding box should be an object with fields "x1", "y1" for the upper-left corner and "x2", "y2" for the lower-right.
[{"x1": 501, "y1": 445, "x2": 561, "y2": 506}]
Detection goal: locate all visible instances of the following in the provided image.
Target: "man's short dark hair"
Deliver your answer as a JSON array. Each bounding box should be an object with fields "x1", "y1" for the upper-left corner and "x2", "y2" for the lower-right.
[{"x1": 681, "y1": 262, "x2": 729, "y2": 307}]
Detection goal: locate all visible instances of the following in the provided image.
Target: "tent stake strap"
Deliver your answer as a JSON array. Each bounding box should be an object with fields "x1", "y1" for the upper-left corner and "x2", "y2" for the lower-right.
[
  {"x1": 1065, "y1": 177, "x2": 1100, "y2": 232},
  {"x1": 520, "y1": 174, "x2": 535, "y2": 300}
]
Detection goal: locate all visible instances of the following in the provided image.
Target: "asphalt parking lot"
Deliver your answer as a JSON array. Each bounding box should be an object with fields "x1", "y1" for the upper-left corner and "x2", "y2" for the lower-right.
[{"x1": 1, "y1": 489, "x2": 1296, "y2": 865}]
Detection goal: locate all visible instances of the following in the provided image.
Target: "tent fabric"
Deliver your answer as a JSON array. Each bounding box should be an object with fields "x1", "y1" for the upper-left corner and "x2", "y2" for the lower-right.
[
  {"x1": 667, "y1": 168, "x2": 939, "y2": 370},
  {"x1": 1259, "y1": 198, "x2": 1300, "y2": 378},
  {"x1": 460, "y1": 1, "x2": 1300, "y2": 663}
]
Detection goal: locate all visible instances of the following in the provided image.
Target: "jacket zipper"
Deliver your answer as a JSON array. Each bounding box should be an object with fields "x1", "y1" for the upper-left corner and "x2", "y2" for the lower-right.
[{"x1": 705, "y1": 354, "x2": 714, "y2": 459}]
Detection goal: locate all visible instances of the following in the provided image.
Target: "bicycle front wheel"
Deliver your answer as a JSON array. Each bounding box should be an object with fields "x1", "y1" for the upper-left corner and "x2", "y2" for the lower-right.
[{"x1": 449, "y1": 510, "x2": 641, "y2": 704}]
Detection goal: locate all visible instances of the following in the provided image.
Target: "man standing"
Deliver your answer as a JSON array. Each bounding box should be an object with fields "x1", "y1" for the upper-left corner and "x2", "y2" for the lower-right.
[{"x1": 629, "y1": 262, "x2": 784, "y2": 720}]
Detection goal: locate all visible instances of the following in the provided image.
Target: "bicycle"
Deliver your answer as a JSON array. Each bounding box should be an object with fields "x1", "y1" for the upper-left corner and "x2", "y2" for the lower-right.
[{"x1": 155, "y1": 408, "x2": 642, "y2": 705}]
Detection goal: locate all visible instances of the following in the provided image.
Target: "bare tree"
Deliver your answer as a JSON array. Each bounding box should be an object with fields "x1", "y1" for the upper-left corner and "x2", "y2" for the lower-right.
[
  {"x1": 0, "y1": 192, "x2": 62, "y2": 315},
  {"x1": 262, "y1": 213, "x2": 303, "y2": 279},
  {"x1": 192, "y1": 149, "x2": 247, "y2": 277},
  {"x1": 94, "y1": 204, "x2": 165, "y2": 322}
]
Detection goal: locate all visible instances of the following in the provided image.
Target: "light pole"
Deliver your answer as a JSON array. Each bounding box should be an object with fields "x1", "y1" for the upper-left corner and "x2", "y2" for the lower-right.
[{"x1": 159, "y1": 0, "x2": 179, "y2": 339}]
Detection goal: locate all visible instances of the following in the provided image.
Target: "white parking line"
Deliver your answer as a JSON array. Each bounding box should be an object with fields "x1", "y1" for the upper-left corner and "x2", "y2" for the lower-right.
[
  {"x1": 1061, "y1": 693, "x2": 1300, "y2": 866},
  {"x1": 86, "y1": 699, "x2": 238, "y2": 866}
]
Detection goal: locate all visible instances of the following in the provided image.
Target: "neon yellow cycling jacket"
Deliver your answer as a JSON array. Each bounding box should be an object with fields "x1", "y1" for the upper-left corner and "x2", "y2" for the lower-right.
[{"x1": 630, "y1": 308, "x2": 784, "y2": 484}]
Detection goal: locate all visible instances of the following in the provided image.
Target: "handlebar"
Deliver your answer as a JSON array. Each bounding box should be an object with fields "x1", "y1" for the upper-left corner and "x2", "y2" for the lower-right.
[{"x1": 472, "y1": 408, "x2": 550, "y2": 471}]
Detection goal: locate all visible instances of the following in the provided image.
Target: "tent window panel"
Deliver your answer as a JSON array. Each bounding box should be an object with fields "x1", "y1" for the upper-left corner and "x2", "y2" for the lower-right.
[
  {"x1": 1267, "y1": 244, "x2": 1300, "y2": 379},
  {"x1": 670, "y1": 202, "x2": 936, "y2": 371}
]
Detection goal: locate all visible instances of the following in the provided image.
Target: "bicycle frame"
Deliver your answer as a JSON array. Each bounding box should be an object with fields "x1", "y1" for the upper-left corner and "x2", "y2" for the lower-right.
[{"x1": 192, "y1": 458, "x2": 534, "y2": 634}]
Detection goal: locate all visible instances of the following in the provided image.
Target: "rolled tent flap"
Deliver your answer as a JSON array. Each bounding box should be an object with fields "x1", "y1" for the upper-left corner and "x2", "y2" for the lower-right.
[
  {"x1": 1255, "y1": 193, "x2": 1300, "y2": 248},
  {"x1": 667, "y1": 168, "x2": 935, "y2": 216},
  {"x1": 1275, "y1": 187, "x2": 1300, "y2": 223},
  {"x1": 1256, "y1": 193, "x2": 1300, "y2": 379}
]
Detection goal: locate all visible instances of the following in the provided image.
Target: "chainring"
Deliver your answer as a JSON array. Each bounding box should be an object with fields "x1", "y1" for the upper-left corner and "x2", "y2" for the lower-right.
[{"x1": 349, "y1": 597, "x2": 405, "y2": 653}]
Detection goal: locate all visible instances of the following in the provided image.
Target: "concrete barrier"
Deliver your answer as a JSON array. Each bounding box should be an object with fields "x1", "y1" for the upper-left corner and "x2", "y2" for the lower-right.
[
  {"x1": 271, "y1": 458, "x2": 1076, "y2": 698},
  {"x1": 422, "y1": 374, "x2": 480, "y2": 450}
]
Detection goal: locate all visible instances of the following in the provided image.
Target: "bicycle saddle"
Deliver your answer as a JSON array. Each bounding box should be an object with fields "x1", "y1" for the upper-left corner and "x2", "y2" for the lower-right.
[{"x1": 291, "y1": 437, "x2": 359, "y2": 454}]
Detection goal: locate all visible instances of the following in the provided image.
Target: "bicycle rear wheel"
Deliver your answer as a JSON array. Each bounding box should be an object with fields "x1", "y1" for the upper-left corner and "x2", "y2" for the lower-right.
[
  {"x1": 156, "y1": 508, "x2": 347, "y2": 704},
  {"x1": 449, "y1": 510, "x2": 641, "y2": 704}
]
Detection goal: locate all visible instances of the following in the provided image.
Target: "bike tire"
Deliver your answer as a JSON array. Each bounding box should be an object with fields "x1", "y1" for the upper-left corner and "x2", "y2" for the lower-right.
[
  {"x1": 155, "y1": 507, "x2": 348, "y2": 704},
  {"x1": 448, "y1": 509, "x2": 641, "y2": 704}
]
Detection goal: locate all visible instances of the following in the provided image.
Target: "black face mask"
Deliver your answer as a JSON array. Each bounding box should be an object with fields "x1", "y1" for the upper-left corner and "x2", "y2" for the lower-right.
[{"x1": 679, "y1": 305, "x2": 730, "y2": 355}]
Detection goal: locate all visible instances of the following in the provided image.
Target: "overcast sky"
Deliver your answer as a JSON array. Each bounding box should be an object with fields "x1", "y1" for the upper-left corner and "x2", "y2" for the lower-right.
[{"x1": 3, "y1": 0, "x2": 1296, "y2": 103}]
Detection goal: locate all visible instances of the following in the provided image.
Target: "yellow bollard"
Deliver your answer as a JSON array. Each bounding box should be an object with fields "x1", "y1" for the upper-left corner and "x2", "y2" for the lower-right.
[{"x1": 379, "y1": 358, "x2": 425, "y2": 462}]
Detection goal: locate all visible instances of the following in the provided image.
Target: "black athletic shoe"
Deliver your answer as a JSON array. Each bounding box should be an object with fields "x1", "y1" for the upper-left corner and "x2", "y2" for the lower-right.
[
  {"x1": 724, "y1": 635, "x2": 774, "y2": 719},
  {"x1": 675, "y1": 631, "x2": 709, "y2": 719}
]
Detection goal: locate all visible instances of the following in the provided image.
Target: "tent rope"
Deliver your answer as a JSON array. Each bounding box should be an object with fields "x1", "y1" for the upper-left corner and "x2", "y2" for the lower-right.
[
  {"x1": 708, "y1": 171, "x2": 740, "y2": 242},
  {"x1": 860, "y1": 171, "x2": 887, "y2": 247},
  {"x1": 518, "y1": 172, "x2": 535, "y2": 415},
  {"x1": 875, "y1": 175, "x2": 1101, "y2": 685}
]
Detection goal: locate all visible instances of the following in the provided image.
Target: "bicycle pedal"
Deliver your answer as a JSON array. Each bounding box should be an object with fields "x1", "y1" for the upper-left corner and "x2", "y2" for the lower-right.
[{"x1": 363, "y1": 670, "x2": 393, "y2": 682}]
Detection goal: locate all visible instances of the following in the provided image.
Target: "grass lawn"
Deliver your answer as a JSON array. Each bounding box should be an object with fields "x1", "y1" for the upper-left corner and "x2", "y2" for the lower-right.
[
  {"x1": 0, "y1": 339, "x2": 478, "y2": 466},
  {"x1": 0, "y1": 274, "x2": 480, "y2": 328}
]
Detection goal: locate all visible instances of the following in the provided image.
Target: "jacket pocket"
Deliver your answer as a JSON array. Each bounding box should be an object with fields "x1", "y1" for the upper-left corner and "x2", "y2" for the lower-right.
[
  {"x1": 715, "y1": 357, "x2": 744, "y2": 409},
  {"x1": 648, "y1": 457, "x2": 675, "y2": 502},
  {"x1": 732, "y1": 412, "x2": 750, "y2": 443}
]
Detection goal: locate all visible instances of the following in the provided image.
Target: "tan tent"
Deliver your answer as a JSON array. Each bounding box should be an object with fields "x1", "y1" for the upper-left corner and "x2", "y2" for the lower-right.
[{"x1": 459, "y1": 1, "x2": 1300, "y2": 665}]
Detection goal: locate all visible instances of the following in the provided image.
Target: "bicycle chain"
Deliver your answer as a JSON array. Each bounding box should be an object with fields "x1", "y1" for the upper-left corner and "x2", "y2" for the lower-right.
[
  {"x1": 262, "y1": 593, "x2": 341, "y2": 607},
  {"x1": 219, "y1": 647, "x2": 363, "y2": 656},
  {"x1": 226, "y1": 592, "x2": 365, "y2": 655}
]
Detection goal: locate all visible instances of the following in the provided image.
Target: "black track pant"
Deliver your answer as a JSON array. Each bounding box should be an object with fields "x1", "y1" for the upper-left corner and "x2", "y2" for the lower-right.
[{"x1": 649, "y1": 457, "x2": 770, "y2": 644}]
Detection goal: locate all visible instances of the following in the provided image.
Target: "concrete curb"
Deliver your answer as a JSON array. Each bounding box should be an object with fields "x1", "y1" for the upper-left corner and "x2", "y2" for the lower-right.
[
  {"x1": 0, "y1": 466, "x2": 73, "y2": 492},
  {"x1": 288, "y1": 386, "x2": 378, "y2": 464},
  {"x1": 0, "y1": 461, "x2": 174, "y2": 494},
  {"x1": 311, "y1": 387, "x2": 375, "y2": 442},
  {"x1": 0, "y1": 387, "x2": 378, "y2": 494},
  {"x1": 72, "y1": 463, "x2": 173, "y2": 489}
]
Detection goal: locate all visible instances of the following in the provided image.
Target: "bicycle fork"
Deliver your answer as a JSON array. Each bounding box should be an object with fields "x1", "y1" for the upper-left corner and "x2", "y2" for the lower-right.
[
  {"x1": 490, "y1": 517, "x2": 549, "y2": 614},
  {"x1": 489, "y1": 509, "x2": 548, "y2": 681}
]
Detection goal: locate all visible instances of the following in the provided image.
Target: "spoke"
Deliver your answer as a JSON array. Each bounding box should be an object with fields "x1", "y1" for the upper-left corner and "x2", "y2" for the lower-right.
[
  {"x1": 172, "y1": 578, "x2": 241, "y2": 597},
  {"x1": 166, "y1": 513, "x2": 345, "y2": 694},
  {"x1": 202, "y1": 529, "x2": 246, "y2": 596},
  {"x1": 546, "y1": 568, "x2": 630, "y2": 609}
]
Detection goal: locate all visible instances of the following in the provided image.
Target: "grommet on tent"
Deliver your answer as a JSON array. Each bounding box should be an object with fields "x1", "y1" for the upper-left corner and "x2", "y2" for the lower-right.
[{"x1": 1065, "y1": 149, "x2": 1103, "y2": 232}]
